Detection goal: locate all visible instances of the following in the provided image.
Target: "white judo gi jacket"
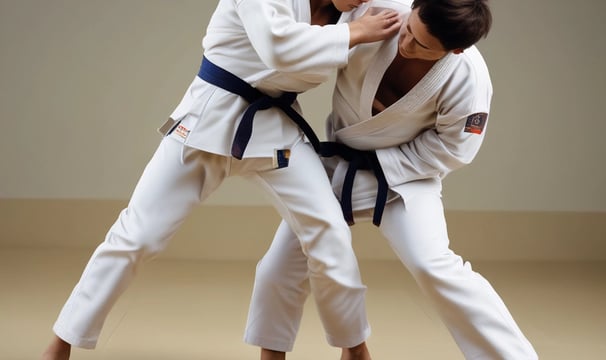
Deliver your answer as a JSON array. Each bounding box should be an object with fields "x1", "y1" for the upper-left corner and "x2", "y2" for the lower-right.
[
  {"x1": 327, "y1": 0, "x2": 493, "y2": 210},
  {"x1": 168, "y1": 0, "x2": 351, "y2": 158}
]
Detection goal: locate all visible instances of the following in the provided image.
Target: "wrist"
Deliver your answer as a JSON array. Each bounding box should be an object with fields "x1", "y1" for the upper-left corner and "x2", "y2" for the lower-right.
[{"x1": 348, "y1": 22, "x2": 363, "y2": 48}]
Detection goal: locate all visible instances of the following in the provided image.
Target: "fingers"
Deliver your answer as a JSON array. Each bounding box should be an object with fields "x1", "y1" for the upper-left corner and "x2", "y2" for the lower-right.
[
  {"x1": 385, "y1": 13, "x2": 402, "y2": 33},
  {"x1": 371, "y1": 9, "x2": 402, "y2": 30},
  {"x1": 348, "y1": 8, "x2": 403, "y2": 47}
]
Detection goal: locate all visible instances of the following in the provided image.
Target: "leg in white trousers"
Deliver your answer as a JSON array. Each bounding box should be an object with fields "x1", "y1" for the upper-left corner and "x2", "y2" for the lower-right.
[
  {"x1": 52, "y1": 137, "x2": 369, "y2": 349},
  {"x1": 244, "y1": 194, "x2": 538, "y2": 359}
]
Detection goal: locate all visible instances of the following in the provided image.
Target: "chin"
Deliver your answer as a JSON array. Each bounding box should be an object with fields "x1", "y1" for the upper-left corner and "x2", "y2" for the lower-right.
[{"x1": 399, "y1": 50, "x2": 414, "y2": 59}]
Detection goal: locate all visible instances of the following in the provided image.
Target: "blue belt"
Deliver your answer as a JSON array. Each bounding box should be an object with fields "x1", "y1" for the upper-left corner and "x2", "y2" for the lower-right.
[
  {"x1": 197, "y1": 57, "x2": 387, "y2": 226},
  {"x1": 197, "y1": 56, "x2": 320, "y2": 159},
  {"x1": 320, "y1": 142, "x2": 389, "y2": 227}
]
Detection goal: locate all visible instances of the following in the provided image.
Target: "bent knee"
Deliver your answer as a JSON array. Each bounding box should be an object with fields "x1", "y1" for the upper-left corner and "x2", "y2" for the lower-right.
[
  {"x1": 105, "y1": 228, "x2": 169, "y2": 260},
  {"x1": 255, "y1": 254, "x2": 309, "y2": 289},
  {"x1": 408, "y1": 252, "x2": 471, "y2": 283}
]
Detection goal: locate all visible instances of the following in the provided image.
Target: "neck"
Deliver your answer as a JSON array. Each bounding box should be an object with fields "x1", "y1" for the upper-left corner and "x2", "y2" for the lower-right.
[
  {"x1": 310, "y1": 0, "x2": 340, "y2": 25},
  {"x1": 310, "y1": 0, "x2": 333, "y2": 12}
]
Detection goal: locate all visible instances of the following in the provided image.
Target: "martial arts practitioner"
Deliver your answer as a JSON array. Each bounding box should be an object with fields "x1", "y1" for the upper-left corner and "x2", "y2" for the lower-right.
[
  {"x1": 41, "y1": 1, "x2": 403, "y2": 359},
  {"x1": 244, "y1": 0, "x2": 539, "y2": 359}
]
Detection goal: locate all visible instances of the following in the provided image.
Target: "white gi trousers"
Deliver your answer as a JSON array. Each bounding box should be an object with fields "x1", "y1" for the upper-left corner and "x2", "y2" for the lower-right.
[
  {"x1": 244, "y1": 193, "x2": 538, "y2": 359},
  {"x1": 53, "y1": 137, "x2": 369, "y2": 349}
]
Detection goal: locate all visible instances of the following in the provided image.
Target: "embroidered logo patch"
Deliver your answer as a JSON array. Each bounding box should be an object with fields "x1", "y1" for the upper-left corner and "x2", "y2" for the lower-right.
[
  {"x1": 464, "y1": 113, "x2": 488, "y2": 134},
  {"x1": 174, "y1": 124, "x2": 190, "y2": 139}
]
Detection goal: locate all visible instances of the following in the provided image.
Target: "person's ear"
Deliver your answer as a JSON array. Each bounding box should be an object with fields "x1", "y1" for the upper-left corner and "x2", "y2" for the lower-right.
[{"x1": 452, "y1": 48, "x2": 464, "y2": 54}]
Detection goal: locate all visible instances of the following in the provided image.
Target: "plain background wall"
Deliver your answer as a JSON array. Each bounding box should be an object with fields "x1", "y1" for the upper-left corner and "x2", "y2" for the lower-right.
[
  {"x1": 1, "y1": 0, "x2": 605, "y2": 212},
  {"x1": 0, "y1": 0, "x2": 605, "y2": 263}
]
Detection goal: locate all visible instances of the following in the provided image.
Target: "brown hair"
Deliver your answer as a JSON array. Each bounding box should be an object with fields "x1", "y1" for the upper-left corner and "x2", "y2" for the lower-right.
[{"x1": 411, "y1": 0, "x2": 492, "y2": 50}]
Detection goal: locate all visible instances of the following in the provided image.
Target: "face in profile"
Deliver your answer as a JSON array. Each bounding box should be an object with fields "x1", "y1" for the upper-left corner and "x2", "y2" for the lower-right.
[{"x1": 398, "y1": 9, "x2": 451, "y2": 61}]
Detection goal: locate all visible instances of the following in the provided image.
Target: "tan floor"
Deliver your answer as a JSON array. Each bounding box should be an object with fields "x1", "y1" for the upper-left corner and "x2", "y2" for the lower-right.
[{"x1": 1, "y1": 247, "x2": 605, "y2": 359}]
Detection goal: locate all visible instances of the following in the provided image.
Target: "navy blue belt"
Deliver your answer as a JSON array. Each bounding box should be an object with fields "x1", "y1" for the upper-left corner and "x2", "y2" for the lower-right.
[
  {"x1": 197, "y1": 56, "x2": 320, "y2": 159},
  {"x1": 197, "y1": 57, "x2": 387, "y2": 226},
  {"x1": 320, "y1": 142, "x2": 389, "y2": 227}
]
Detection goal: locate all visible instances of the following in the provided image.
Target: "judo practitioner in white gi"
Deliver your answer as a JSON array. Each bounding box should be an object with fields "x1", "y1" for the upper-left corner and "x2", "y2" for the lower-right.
[
  {"x1": 244, "y1": 0, "x2": 539, "y2": 359},
  {"x1": 41, "y1": 1, "x2": 403, "y2": 359}
]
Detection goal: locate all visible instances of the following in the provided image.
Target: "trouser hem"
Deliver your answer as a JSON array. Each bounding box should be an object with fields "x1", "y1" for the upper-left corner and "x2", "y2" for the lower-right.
[
  {"x1": 53, "y1": 322, "x2": 97, "y2": 350},
  {"x1": 326, "y1": 326, "x2": 371, "y2": 349},
  {"x1": 243, "y1": 333, "x2": 295, "y2": 353}
]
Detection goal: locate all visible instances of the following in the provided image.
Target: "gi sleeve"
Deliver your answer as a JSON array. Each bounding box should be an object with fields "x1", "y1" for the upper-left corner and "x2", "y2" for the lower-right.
[
  {"x1": 235, "y1": 0, "x2": 350, "y2": 75},
  {"x1": 376, "y1": 65, "x2": 493, "y2": 187}
]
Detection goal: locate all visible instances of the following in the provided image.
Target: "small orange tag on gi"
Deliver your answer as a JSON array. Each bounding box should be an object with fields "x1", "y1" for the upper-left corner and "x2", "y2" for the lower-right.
[
  {"x1": 464, "y1": 113, "x2": 488, "y2": 134},
  {"x1": 273, "y1": 149, "x2": 291, "y2": 169}
]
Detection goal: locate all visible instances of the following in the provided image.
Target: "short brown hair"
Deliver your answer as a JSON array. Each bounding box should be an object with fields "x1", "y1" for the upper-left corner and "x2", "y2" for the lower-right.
[{"x1": 411, "y1": 0, "x2": 492, "y2": 50}]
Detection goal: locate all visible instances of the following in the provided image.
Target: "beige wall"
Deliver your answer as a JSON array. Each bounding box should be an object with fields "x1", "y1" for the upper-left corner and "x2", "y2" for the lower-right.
[
  {"x1": 2, "y1": 199, "x2": 605, "y2": 261},
  {"x1": 1, "y1": 1, "x2": 605, "y2": 259}
]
